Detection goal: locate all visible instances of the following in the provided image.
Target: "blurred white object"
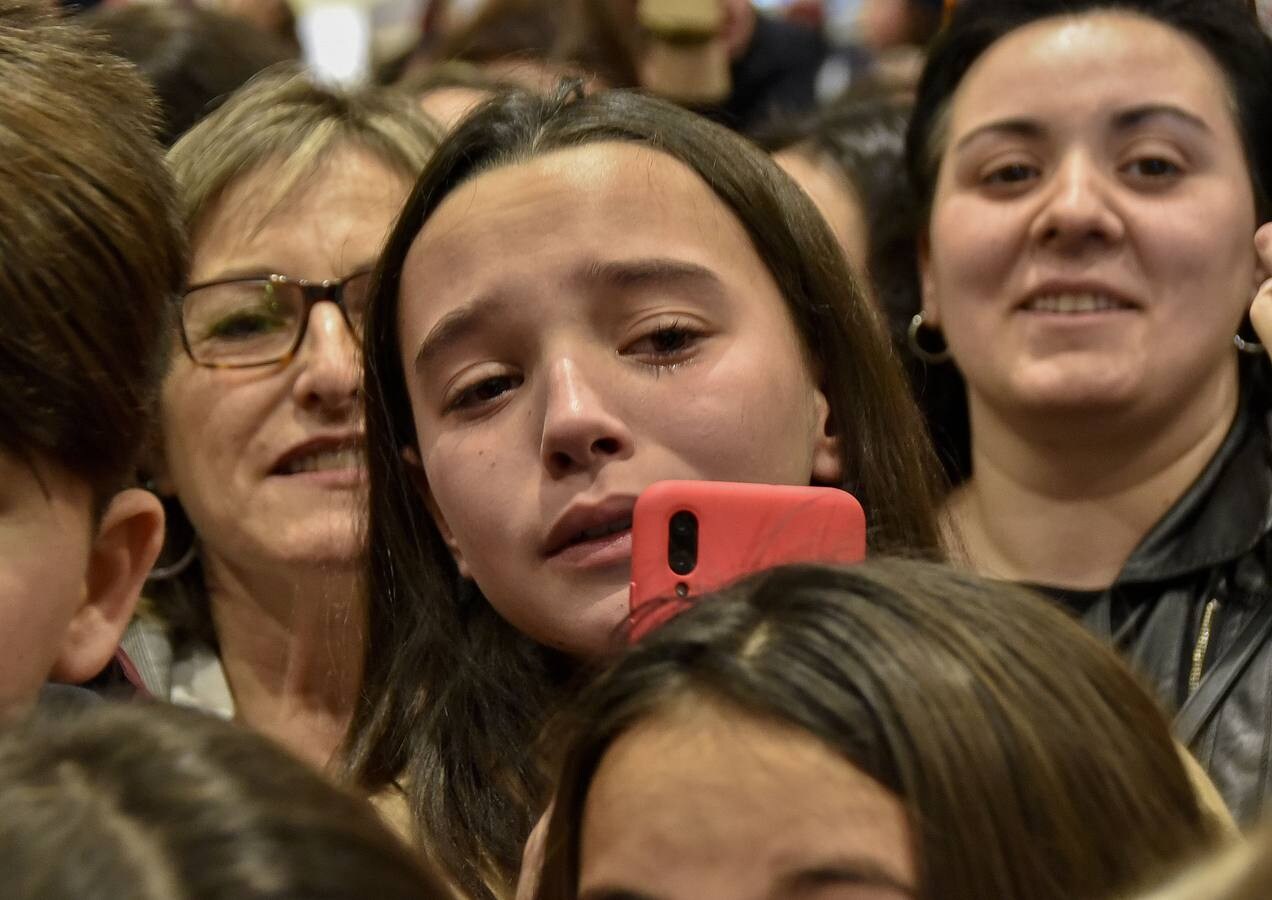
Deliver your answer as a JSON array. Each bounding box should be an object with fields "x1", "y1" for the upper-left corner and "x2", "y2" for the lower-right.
[
  {"x1": 825, "y1": 0, "x2": 864, "y2": 45},
  {"x1": 288, "y1": 0, "x2": 427, "y2": 85},
  {"x1": 293, "y1": 1, "x2": 374, "y2": 85}
]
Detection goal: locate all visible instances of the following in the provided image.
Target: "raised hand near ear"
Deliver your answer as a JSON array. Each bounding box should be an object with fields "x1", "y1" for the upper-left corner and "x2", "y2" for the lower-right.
[{"x1": 1251, "y1": 223, "x2": 1272, "y2": 358}]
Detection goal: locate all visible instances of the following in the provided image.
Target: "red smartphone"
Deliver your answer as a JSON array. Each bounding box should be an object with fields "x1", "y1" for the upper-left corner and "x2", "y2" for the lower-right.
[{"x1": 627, "y1": 480, "x2": 867, "y2": 642}]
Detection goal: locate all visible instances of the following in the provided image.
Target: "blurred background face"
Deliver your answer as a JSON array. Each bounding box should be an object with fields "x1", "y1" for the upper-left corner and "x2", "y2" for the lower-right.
[
  {"x1": 397, "y1": 142, "x2": 840, "y2": 658},
  {"x1": 857, "y1": 0, "x2": 917, "y2": 49},
  {"x1": 159, "y1": 146, "x2": 413, "y2": 576},
  {"x1": 775, "y1": 148, "x2": 871, "y2": 279},
  {"x1": 577, "y1": 697, "x2": 916, "y2": 899},
  {"x1": 921, "y1": 11, "x2": 1258, "y2": 426},
  {"x1": 0, "y1": 453, "x2": 93, "y2": 717}
]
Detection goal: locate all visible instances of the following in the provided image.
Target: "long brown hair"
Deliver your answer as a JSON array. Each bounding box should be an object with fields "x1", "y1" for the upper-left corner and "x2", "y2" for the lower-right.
[
  {"x1": 348, "y1": 85, "x2": 944, "y2": 897},
  {"x1": 537, "y1": 560, "x2": 1225, "y2": 900}
]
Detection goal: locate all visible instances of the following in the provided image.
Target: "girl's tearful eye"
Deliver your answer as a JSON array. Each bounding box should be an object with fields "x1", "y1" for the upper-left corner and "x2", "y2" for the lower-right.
[
  {"x1": 624, "y1": 321, "x2": 705, "y2": 363},
  {"x1": 446, "y1": 373, "x2": 522, "y2": 413}
]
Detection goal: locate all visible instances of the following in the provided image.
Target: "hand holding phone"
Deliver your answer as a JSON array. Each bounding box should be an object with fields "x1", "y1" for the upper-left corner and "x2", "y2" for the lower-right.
[{"x1": 628, "y1": 481, "x2": 867, "y2": 642}]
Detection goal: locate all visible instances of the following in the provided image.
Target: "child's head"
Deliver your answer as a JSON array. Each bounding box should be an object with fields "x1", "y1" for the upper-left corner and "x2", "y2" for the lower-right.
[
  {"x1": 537, "y1": 560, "x2": 1224, "y2": 900},
  {"x1": 366, "y1": 84, "x2": 942, "y2": 660},
  {"x1": 0, "y1": 703, "x2": 450, "y2": 899},
  {"x1": 350, "y1": 84, "x2": 943, "y2": 894},
  {"x1": 0, "y1": 7, "x2": 184, "y2": 716}
]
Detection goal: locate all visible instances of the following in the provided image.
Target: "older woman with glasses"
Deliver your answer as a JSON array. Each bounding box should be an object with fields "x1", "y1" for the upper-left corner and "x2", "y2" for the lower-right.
[{"x1": 124, "y1": 68, "x2": 439, "y2": 771}]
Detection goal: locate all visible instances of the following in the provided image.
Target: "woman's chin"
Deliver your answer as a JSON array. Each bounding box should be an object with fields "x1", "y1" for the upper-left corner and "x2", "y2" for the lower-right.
[
  {"x1": 992, "y1": 363, "x2": 1147, "y2": 419},
  {"x1": 254, "y1": 523, "x2": 365, "y2": 572}
]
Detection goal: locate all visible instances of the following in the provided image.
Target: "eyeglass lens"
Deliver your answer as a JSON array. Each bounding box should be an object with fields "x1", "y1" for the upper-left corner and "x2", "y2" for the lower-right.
[{"x1": 182, "y1": 273, "x2": 372, "y2": 367}]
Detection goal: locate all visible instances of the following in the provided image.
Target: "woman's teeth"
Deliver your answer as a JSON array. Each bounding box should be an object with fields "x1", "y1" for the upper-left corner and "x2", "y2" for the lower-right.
[
  {"x1": 283, "y1": 448, "x2": 362, "y2": 474},
  {"x1": 573, "y1": 518, "x2": 633, "y2": 544},
  {"x1": 1025, "y1": 293, "x2": 1128, "y2": 313}
]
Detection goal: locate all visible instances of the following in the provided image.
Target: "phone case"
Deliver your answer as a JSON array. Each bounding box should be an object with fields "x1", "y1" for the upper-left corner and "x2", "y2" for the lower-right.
[{"x1": 628, "y1": 481, "x2": 867, "y2": 642}]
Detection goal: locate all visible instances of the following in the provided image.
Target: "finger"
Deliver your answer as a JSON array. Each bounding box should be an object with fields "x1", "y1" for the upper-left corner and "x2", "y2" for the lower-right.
[
  {"x1": 1250, "y1": 274, "x2": 1272, "y2": 353},
  {"x1": 1257, "y1": 222, "x2": 1272, "y2": 275}
]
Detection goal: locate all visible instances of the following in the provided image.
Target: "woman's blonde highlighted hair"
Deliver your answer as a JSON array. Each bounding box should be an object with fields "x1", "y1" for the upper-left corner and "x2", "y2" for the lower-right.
[
  {"x1": 155, "y1": 66, "x2": 441, "y2": 648},
  {"x1": 167, "y1": 64, "x2": 441, "y2": 235}
]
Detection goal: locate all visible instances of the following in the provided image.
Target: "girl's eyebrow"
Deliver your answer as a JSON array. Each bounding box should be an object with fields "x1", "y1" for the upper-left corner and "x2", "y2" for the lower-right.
[
  {"x1": 578, "y1": 257, "x2": 724, "y2": 296},
  {"x1": 578, "y1": 888, "x2": 660, "y2": 900},
  {"x1": 779, "y1": 858, "x2": 918, "y2": 897},
  {"x1": 413, "y1": 257, "x2": 728, "y2": 370},
  {"x1": 413, "y1": 293, "x2": 514, "y2": 371}
]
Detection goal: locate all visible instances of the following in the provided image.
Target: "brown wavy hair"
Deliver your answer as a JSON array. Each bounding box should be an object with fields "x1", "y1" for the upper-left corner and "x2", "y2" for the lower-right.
[{"x1": 537, "y1": 560, "x2": 1226, "y2": 900}]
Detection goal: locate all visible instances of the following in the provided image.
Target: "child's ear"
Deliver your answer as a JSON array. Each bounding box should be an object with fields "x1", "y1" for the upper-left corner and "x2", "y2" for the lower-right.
[
  {"x1": 809, "y1": 386, "x2": 843, "y2": 486},
  {"x1": 48, "y1": 488, "x2": 164, "y2": 684},
  {"x1": 401, "y1": 446, "x2": 471, "y2": 579}
]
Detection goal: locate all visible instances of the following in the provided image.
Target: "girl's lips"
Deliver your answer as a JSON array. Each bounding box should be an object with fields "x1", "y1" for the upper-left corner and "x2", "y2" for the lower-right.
[{"x1": 547, "y1": 527, "x2": 633, "y2": 570}]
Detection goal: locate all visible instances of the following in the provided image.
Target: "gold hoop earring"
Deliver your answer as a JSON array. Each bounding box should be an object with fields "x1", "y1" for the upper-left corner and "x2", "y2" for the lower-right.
[{"x1": 908, "y1": 313, "x2": 951, "y2": 365}]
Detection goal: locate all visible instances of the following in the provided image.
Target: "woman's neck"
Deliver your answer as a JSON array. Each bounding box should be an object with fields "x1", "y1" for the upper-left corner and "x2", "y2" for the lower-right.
[
  {"x1": 202, "y1": 554, "x2": 365, "y2": 772},
  {"x1": 946, "y1": 374, "x2": 1240, "y2": 590}
]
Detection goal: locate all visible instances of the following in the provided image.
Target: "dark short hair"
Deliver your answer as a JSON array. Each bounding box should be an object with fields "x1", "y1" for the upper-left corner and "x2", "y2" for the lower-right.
[
  {"x1": 0, "y1": 703, "x2": 449, "y2": 900},
  {"x1": 537, "y1": 560, "x2": 1225, "y2": 900},
  {"x1": 0, "y1": 7, "x2": 186, "y2": 506},
  {"x1": 348, "y1": 84, "x2": 945, "y2": 897},
  {"x1": 907, "y1": 0, "x2": 1272, "y2": 223}
]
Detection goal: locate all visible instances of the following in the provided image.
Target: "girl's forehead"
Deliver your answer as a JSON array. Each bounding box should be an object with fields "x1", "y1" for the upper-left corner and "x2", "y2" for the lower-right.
[{"x1": 402, "y1": 142, "x2": 760, "y2": 291}]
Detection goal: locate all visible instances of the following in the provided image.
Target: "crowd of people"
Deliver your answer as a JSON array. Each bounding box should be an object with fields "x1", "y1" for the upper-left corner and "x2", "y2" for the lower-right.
[{"x1": 2, "y1": 0, "x2": 1272, "y2": 898}]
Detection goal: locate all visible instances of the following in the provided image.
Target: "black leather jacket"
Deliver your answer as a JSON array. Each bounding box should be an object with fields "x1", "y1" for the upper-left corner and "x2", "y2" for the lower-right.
[{"x1": 1082, "y1": 388, "x2": 1272, "y2": 824}]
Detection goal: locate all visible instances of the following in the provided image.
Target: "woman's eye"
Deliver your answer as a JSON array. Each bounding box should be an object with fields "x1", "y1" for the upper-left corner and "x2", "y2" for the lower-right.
[
  {"x1": 206, "y1": 311, "x2": 288, "y2": 340},
  {"x1": 447, "y1": 374, "x2": 521, "y2": 412},
  {"x1": 1123, "y1": 156, "x2": 1182, "y2": 180},
  {"x1": 983, "y1": 163, "x2": 1039, "y2": 187}
]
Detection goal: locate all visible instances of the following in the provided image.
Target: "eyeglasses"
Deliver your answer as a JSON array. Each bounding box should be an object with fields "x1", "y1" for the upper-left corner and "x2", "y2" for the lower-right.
[{"x1": 178, "y1": 269, "x2": 373, "y2": 369}]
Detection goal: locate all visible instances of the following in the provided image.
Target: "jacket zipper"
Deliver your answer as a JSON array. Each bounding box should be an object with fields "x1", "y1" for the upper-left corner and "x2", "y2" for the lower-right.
[{"x1": 1188, "y1": 598, "x2": 1221, "y2": 697}]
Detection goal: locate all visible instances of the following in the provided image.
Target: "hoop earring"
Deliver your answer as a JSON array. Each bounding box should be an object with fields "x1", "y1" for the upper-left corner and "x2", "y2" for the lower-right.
[
  {"x1": 147, "y1": 538, "x2": 198, "y2": 581},
  {"x1": 141, "y1": 482, "x2": 199, "y2": 581},
  {"x1": 1234, "y1": 333, "x2": 1265, "y2": 355},
  {"x1": 908, "y1": 312, "x2": 951, "y2": 365}
]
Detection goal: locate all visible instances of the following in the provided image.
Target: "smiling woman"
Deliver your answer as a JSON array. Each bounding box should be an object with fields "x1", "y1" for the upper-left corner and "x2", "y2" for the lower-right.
[
  {"x1": 904, "y1": 0, "x2": 1272, "y2": 821},
  {"x1": 129, "y1": 67, "x2": 439, "y2": 772},
  {"x1": 348, "y1": 84, "x2": 944, "y2": 897}
]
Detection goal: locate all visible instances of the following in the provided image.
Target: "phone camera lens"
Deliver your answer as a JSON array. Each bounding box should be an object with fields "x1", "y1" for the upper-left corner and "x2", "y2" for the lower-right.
[
  {"x1": 669, "y1": 550, "x2": 695, "y2": 576},
  {"x1": 670, "y1": 511, "x2": 697, "y2": 539},
  {"x1": 667, "y1": 511, "x2": 698, "y2": 575}
]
